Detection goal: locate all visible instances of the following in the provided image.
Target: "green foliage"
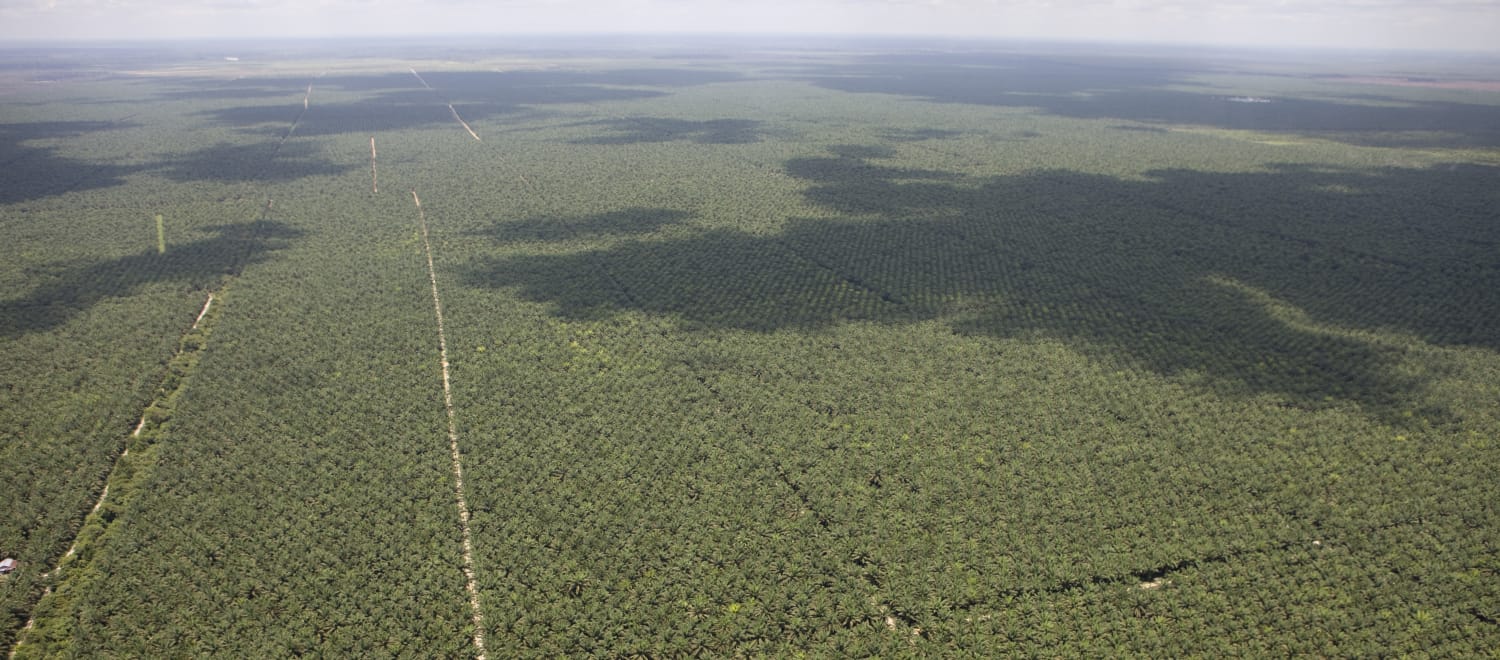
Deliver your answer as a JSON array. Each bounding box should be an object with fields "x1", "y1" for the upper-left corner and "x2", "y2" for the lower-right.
[
  {"x1": 0, "y1": 77, "x2": 300, "y2": 650},
  {"x1": 4, "y1": 38, "x2": 1498, "y2": 657}
]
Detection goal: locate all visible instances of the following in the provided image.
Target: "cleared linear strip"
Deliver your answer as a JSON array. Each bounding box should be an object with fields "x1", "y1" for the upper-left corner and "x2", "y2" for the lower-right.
[
  {"x1": 43, "y1": 291, "x2": 209, "y2": 571},
  {"x1": 411, "y1": 190, "x2": 488, "y2": 660},
  {"x1": 409, "y1": 67, "x2": 481, "y2": 141},
  {"x1": 13, "y1": 84, "x2": 303, "y2": 647},
  {"x1": 449, "y1": 104, "x2": 482, "y2": 142},
  {"x1": 13, "y1": 189, "x2": 277, "y2": 654},
  {"x1": 47, "y1": 292, "x2": 218, "y2": 578},
  {"x1": 0, "y1": 111, "x2": 138, "y2": 200},
  {"x1": 191, "y1": 293, "x2": 215, "y2": 330},
  {"x1": 274, "y1": 82, "x2": 313, "y2": 155},
  {"x1": 10, "y1": 289, "x2": 217, "y2": 658},
  {"x1": 410, "y1": 67, "x2": 432, "y2": 89},
  {"x1": 370, "y1": 137, "x2": 379, "y2": 193}
]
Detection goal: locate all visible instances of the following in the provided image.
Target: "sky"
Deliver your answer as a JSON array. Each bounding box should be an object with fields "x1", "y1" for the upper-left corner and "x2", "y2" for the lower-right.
[{"x1": 1, "y1": 0, "x2": 1499, "y2": 52}]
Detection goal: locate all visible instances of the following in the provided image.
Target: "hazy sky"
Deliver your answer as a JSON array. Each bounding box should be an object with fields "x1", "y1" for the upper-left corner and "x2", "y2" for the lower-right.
[{"x1": 2, "y1": 0, "x2": 1498, "y2": 51}]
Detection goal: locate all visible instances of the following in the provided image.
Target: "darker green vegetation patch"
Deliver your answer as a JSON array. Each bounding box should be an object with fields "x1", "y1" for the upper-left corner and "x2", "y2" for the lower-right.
[
  {"x1": 573, "y1": 117, "x2": 768, "y2": 145},
  {"x1": 1, "y1": 221, "x2": 300, "y2": 338},
  {"x1": 0, "y1": 121, "x2": 137, "y2": 204},
  {"x1": 466, "y1": 147, "x2": 1499, "y2": 423},
  {"x1": 1, "y1": 117, "x2": 351, "y2": 201},
  {"x1": 191, "y1": 78, "x2": 676, "y2": 138},
  {"x1": 150, "y1": 141, "x2": 355, "y2": 183},
  {"x1": 181, "y1": 67, "x2": 743, "y2": 136},
  {"x1": 153, "y1": 86, "x2": 303, "y2": 101},
  {"x1": 880, "y1": 127, "x2": 967, "y2": 142},
  {"x1": 793, "y1": 52, "x2": 1500, "y2": 148},
  {"x1": 4, "y1": 38, "x2": 1498, "y2": 657},
  {"x1": 468, "y1": 207, "x2": 692, "y2": 243}
]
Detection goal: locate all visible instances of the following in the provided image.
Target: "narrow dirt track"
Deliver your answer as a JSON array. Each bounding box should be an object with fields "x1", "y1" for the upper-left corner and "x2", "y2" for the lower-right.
[
  {"x1": 370, "y1": 137, "x2": 378, "y2": 193},
  {"x1": 10, "y1": 76, "x2": 314, "y2": 657},
  {"x1": 409, "y1": 67, "x2": 482, "y2": 141},
  {"x1": 412, "y1": 190, "x2": 488, "y2": 660}
]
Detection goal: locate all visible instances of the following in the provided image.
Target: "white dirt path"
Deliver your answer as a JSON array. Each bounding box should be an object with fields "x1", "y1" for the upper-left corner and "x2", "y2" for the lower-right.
[
  {"x1": 412, "y1": 190, "x2": 488, "y2": 660},
  {"x1": 370, "y1": 136, "x2": 378, "y2": 193},
  {"x1": 12, "y1": 77, "x2": 310, "y2": 656},
  {"x1": 449, "y1": 105, "x2": 482, "y2": 142},
  {"x1": 10, "y1": 287, "x2": 213, "y2": 658},
  {"x1": 409, "y1": 67, "x2": 433, "y2": 90},
  {"x1": 43, "y1": 290, "x2": 211, "y2": 572},
  {"x1": 409, "y1": 67, "x2": 481, "y2": 141},
  {"x1": 191, "y1": 293, "x2": 214, "y2": 330}
]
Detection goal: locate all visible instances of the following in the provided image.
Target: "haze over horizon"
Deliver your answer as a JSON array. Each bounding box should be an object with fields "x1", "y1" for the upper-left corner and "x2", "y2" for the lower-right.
[{"x1": 1, "y1": 0, "x2": 1499, "y2": 53}]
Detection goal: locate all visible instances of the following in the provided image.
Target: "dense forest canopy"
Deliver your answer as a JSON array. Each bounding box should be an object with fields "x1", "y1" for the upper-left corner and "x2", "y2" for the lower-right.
[{"x1": 1, "y1": 37, "x2": 1497, "y2": 656}]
